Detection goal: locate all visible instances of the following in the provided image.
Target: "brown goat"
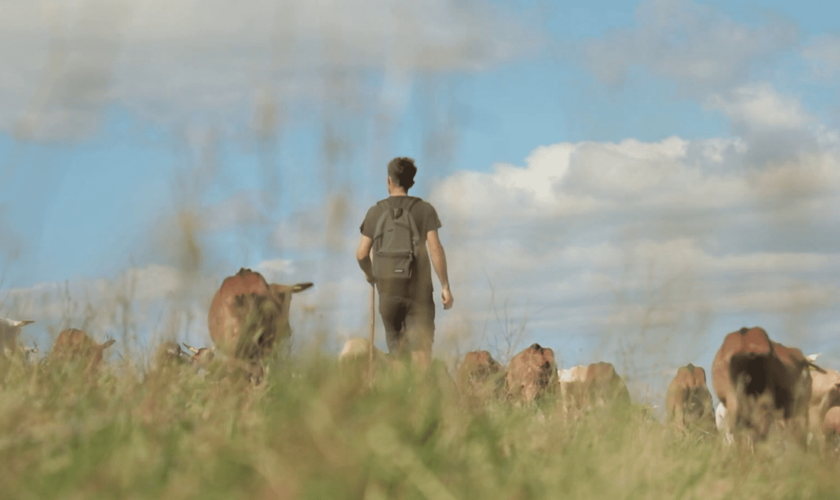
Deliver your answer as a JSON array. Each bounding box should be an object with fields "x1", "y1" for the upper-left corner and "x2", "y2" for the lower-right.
[
  {"x1": 505, "y1": 344, "x2": 558, "y2": 405},
  {"x1": 50, "y1": 328, "x2": 115, "y2": 372},
  {"x1": 207, "y1": 268, "x2": 312, "y2": 360}
]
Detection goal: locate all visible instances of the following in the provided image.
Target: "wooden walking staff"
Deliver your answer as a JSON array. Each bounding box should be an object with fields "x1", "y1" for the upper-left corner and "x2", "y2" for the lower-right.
[{"x1": 368, "y1": 283, "x2": 375, "y2": 388}]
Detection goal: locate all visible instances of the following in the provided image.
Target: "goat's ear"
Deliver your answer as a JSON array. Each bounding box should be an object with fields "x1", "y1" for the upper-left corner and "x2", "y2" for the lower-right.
[
  {"x1": 292, "y1": 282, "x2": 314, "y2": 293},
  {"x1": 102, "y1": 339, "x2": 116, "y2": 349},
  {"x1": 808, "y1": 360, "x2": 827, "y2": 373}
]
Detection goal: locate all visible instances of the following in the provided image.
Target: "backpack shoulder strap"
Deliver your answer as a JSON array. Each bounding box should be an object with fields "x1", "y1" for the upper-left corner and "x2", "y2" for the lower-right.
[
  {"x1": 372, "y1": 200, "x2": 392, "y2": 243},
  {"x1": 403, "y1": 198, "x2": 422, "y2": 244}
]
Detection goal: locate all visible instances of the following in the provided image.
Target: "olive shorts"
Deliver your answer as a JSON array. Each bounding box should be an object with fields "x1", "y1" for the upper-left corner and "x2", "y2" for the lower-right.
[{"x1": 378, "y1": 291, "x2": 435, "y2": 355}]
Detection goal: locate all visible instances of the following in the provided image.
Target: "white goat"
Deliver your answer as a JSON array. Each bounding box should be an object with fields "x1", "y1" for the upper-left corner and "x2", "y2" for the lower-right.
[{"x1": 0, "y1": 317, "x2": 35, "y2": 355}]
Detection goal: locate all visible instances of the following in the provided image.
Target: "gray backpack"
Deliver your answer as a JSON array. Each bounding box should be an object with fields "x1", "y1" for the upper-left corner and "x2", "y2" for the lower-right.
[{"x1": 372, "y1": 198, "x2": 421, "y2": 282}]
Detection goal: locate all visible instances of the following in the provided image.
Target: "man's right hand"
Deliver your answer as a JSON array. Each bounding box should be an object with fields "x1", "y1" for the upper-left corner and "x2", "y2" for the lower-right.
[{"x1": 441, "y1": 286, "x2": 454, "y2": 310}]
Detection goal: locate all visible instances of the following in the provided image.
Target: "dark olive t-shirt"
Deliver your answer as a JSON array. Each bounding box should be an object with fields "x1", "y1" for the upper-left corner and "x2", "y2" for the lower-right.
[{"x1": 360, "y1": 196, "x2": 442, "y2": 298}]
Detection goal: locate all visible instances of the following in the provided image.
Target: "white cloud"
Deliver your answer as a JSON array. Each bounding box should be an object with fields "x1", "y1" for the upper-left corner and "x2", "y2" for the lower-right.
[
  {"x1": 573, "y1": 0, "x2": 798, "y2": 93},
  {"x1": 121, "y1": 264, "x2": 184, "y2": 301},
  {"x1": 432, "y1": 134, "x2": 840, "y2": 229},
  {"x1": 704, "y1": 83, "x2": 840, "y2": 175},
  {"x1": 441, "y1": 236, "x2": 840, "y2": 312},
  {"x1": 256, "y1": 258, "x2": 295, "y2": 274},
  {"x1": 707, "y1": 83, "x2": 811, "y2": 130},
  {"x1": 431, "y1": 142, "x2": 613, "y2": 222},
  {"x1": 803, "y1": 35, "x2": 840, "y2": 79},
  {"x1": 255, "y1": 258, "x2": 296, "y2": 284},
  {"x1": 1, "y1": 0, "x2": 539, "y2": 141}
]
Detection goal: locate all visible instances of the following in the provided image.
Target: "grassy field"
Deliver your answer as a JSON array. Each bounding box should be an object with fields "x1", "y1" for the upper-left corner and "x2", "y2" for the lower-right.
[{"x1": 0, "y1": 352, "x2": 839, "y2": 500}]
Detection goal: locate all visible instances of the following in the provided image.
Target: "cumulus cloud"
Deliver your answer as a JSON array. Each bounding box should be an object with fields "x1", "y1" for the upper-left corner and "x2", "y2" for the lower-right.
[
  {"x1": 1, "y1": 0, "x2": 539, "y2": 141},
  {"x1": 436, "y1": 236, "x2": 840, "y2": 322},
  {"x1": 572, "y1": 0, "x2": 798, "y2": 94},
  {"x1": 705, "y1": 83, "x2": 840, "y2": 183},
  {"x1": 433, "y1": 136, "x2": 840, "y2": 232},
  {"x1": 708, "y1": 83, "x2": 811, "y2": 130}
]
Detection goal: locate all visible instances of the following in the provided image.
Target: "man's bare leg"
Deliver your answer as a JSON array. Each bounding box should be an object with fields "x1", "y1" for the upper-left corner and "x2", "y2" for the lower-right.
[{"x1": 411, "y1": 350, "x2": 431, "y2": 373}]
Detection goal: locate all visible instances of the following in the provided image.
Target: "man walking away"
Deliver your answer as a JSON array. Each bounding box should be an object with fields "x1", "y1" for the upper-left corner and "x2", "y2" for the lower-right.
[{"x1": 356, "y1": 157, "x2": 454, "y2": 370}]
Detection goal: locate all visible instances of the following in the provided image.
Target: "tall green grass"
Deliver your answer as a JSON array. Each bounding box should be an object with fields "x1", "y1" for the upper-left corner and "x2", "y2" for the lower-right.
[{"x1": 0, "y1": 353, "x2": 838, "y2": 500}]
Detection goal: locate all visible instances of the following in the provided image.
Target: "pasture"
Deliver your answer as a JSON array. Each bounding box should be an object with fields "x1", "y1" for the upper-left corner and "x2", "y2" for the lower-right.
[
  {"x1": 3, "y1": 2, "x2": 840, "y2": 499},
  {"x1": 1, "y1": 347, "x2": 839, "y2": 500}
]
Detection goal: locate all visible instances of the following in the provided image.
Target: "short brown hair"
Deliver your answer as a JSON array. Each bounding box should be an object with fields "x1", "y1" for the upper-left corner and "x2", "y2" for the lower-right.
[{"x1": 387, "y1": 157, "x2": 417, "y2": 191}]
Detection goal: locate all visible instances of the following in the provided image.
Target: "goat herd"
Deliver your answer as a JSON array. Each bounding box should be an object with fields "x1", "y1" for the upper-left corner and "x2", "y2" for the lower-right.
[
  {"x1": 340, "y1": 326, "x2": 840, "y2": 450},
  {"x1": 2, "y1": 267, "x2": 840, "y2": 451},
  {"x1": 0, "y1": 268, "x2": 311, "y2": 377}
]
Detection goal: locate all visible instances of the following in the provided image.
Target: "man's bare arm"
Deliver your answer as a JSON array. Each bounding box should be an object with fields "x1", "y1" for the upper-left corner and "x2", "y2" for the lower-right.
[
  {"x1": 426, "y1": 229, "x2": 453, "y2": 309},
  {"x1": 356, "y1": 235, "x2": 375, "y2": 284}
]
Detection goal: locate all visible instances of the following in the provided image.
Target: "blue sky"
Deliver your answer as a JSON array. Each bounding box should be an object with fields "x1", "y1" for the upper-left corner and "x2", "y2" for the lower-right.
[{"x1": 2, "y1": 0, "x2": 840, "y2": 400}]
